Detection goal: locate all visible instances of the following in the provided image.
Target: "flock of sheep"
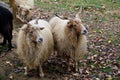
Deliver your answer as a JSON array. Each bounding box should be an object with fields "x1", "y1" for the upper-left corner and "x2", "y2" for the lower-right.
[
  {"x1": 0, "y1": 2, "x2": 88, "y2": 78},
  {"x1": 17, "y1": 13, "x2": 88, "y2": 77}
]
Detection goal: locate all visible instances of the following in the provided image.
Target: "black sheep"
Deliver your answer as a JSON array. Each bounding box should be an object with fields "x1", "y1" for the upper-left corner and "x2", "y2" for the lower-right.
[{"x1": 0, "y1": 6, "x2": 13, "y2": 51}]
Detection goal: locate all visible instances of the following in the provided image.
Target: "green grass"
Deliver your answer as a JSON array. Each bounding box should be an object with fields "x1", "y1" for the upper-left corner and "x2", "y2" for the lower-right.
[
  {"x1": 116, "y1": 57, "x2": 120, "y2": 65},
  {"x1": 14, "y1": 61, "x2": 24, "y2": 68},
  {"x1": 106, "y1": 31, "x2": 120, "y2": 46},
  {"x1": 0, "y1": 74, "x2": 4, "y2": 80},
  {"x1": 0, "y1": 45, "x2": 8, "y2": 54},
  {"x1": 35, "y1": 0, "x2": 120, "y2": 12},
  {"x1": 0, "y1": 74, "x2": 6, "y2": 80},
  {"x1": 99, "y1": 66, "x2": 111, "y2": 73},
  {"x1": 113, "y1": 77, "x2": 120, "y2": 80},
  {"x1": 112, "y1": 15, "x2": 120, "y2": 19}
]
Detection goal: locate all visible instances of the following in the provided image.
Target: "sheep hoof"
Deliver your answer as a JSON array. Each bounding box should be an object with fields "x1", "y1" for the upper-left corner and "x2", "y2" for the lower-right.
[
  {"x1": 7, "y1": 48, "x2": 12, "y2": 52},
  {"x1": 24, "y1": 71, "x2": 28, "y2": 75},
  {"x1": 24, "y1": 67, "x2": 28, "y2": 75},
  {"x1": 39, "y1": 73, "x2": 44, "y2": 77}
]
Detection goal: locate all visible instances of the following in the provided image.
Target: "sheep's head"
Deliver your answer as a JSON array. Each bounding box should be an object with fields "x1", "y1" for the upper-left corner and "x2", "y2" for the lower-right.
[
  {"x1": 21, "y1": 24, "x2": 44, "y2": 43},
  {"x1": 67, "y1": 18, "x2": 87, "y2": 36}
]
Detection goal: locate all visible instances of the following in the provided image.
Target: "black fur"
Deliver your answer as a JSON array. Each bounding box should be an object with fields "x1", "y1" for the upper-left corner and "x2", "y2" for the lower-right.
[{"x1": 0, "y1": 6, "x2": 13, "y2": 51}]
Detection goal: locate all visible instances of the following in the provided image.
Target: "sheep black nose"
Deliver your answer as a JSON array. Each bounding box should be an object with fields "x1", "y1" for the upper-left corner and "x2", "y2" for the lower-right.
[
  {"x1": 38, "y1": 38, "x2": 43, "y2": 42},
  {"x1": 82, "y1": 30, "x2": 87, "y2": 35}
]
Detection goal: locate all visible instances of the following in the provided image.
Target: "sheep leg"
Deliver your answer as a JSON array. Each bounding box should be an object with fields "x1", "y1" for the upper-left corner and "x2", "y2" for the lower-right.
[
  {"x1": 67, "y1": 58, "x2": 71, "y2": 72},
  {"x1": 24, "y1": 66, "x2": 29, "y2": 75},
  {"x1": 75, "y1": 60, "x2": 79, "y2": 72},
  {"x1": 75, "y1": 61, "x2": 79, "y2": 72},
  {"x1": 1, "y1": 25, "x2": 13, "y2": 51},
  {"x1": 67, "y1": 64, "x2": 71, "y2": 72},
  {"x1": 7, "y1": 25, "x2": 13, "y2": 51},
  {"x1": 39, "y1": 65, "x2": 44, "y2": 77},
  {"x1": 7, "y1": 37, "x2": 13, "y2": 51}
]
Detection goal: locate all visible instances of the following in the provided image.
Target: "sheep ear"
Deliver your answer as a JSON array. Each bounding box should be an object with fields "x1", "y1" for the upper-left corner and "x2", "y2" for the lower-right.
[
  {"x1": 21, "y1": 24, "x2": 30, "y2": 32},
  {"x1": 75, "y1": 10, "x2": 82, "y2": 22},
  {"x1": 67, "y1": 20, "x2": 73, "y2": 28},
  {"x1": 40, "y1": 27, "x2": 44, "y2": 30},
  {"x1": 75, "y1": 13, "x2": 80, "y2": 19},
  {"x1": 20, "y1": 24, "x2": 28, "y2": 30},
  {"x1": 75, "y1": 6, "x2": 82, "y2": 19}
]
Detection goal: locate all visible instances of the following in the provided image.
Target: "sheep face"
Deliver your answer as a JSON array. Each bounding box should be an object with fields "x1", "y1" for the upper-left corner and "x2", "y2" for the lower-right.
[
  {"x1": 22, "y1": 24, "x2": 44, "y2": 43},
  {"x1": 67, "y1": 19, "x2": 87, "y2": 36}
]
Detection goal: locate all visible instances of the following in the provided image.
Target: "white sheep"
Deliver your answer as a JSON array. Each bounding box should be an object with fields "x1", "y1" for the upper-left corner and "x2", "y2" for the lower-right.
[
  {"x1": 17, "y1": 19, "x2": 54, "y2": 77},
  {"x1": 49, "y1": 14, "x2": 88, "y2": 71}
]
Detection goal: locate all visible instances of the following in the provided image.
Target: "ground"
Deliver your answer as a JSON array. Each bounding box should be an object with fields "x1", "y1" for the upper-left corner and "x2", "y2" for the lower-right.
[{"x1": 0, "y1": 0, "x2": 120, "y2": 80}]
